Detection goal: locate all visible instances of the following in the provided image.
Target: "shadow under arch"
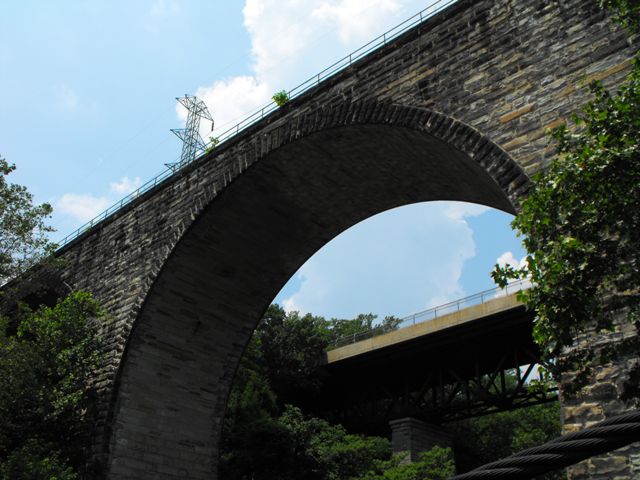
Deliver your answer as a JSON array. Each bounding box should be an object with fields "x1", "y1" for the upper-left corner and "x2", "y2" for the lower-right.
[{"x1": 104, "y1": 102, "x2": 530, "y2": 479}]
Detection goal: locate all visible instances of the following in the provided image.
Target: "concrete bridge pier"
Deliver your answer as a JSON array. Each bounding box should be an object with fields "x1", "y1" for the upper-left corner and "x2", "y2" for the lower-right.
[{"x1": 389, "y1": 417, "x2": 453, "y2": 464}]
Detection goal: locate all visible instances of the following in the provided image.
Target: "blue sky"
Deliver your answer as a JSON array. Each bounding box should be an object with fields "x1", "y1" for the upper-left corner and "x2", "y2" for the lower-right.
[{"x1": 0, "y1": 0, "x2": 525, "y2": 320}]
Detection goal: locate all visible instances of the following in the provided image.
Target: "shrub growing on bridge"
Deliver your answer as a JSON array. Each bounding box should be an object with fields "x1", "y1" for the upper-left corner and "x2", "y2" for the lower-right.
[{"x1": 272, "y1": 89, "x2": 290, "y2": 106}]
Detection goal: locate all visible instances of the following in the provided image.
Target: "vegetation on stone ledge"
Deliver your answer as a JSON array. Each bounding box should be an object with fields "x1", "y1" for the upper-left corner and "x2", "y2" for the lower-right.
[{"x1": 272, "y1": 89, "x2": 290, "y2": 106}]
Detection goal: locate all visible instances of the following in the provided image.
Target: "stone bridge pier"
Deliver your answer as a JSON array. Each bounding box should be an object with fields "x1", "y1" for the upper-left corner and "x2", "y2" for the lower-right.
[
  {"x1": 389, "y1": 418, "x2": 453, "y2": 463},
  {"x1": 26, "y1": 0, "x2": 638, "y2": 477}
]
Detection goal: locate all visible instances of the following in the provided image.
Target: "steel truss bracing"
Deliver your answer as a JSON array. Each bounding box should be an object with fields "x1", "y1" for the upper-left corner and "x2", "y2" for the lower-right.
[
  {"x1": 331, "y1": 347, "x2": 556, "y2": 431},
  {"x1": 169, "y1": 95, "x2": 213, "y2": 171},
  {"x1": 303, "y1": 300, "x2": 555, "y2": 436}
]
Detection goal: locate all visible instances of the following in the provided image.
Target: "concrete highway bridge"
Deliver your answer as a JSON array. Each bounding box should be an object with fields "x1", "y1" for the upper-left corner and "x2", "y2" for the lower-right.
[
  {"x1": 14, "y1": 0, "x2": 639, "y2": 478},
  {"x1": 320, "y1": 289, "x2": 549, "y2": 424}
]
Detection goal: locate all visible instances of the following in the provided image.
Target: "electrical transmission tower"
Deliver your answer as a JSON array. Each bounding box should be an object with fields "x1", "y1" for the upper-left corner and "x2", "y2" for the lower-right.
[{"x1": 168, "y1": 95, "x2": 214, "y2": 171}]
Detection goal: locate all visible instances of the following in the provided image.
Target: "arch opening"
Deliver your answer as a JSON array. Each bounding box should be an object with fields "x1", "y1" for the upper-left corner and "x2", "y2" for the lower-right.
[{"x1": 271, "y1": 200, "x2": 524, "y2": 321}]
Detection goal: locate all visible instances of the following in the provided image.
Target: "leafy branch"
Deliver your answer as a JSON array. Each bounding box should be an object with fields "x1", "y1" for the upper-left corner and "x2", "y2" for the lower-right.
[{"x1": 492, "y1": 60, "x2": 640, "y2": 389}]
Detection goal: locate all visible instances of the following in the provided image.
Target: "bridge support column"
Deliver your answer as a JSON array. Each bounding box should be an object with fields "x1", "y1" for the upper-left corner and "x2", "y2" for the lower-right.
[{"x1": 388, "y1": 417, "x2": 453, "y2": 464}]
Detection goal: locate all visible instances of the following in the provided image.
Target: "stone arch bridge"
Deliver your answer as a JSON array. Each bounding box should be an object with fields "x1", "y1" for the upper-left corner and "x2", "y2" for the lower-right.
[{"x1": 30, "y1": 0, "x2": 638, "y2": 478}]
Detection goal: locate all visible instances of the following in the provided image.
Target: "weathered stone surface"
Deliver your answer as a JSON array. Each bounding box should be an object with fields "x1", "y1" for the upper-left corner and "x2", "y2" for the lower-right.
[
  {"x1": 41, "y1": 0, "x2": 638, "y2": 478},
  {"x1": 561, "y1": 312, "x2": 640, "y2": 479}
]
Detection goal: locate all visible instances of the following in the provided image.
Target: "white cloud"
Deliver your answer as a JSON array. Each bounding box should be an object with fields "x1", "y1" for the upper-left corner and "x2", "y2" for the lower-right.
[
  {"x1": 496, "y1": 251, "x2": 526, "y2": 270},
  {"x1": 278, "y1": 202, "x2": 484, "y2": 319},
  {"x1": 494, "y1": 251, "x2": 532, "y2": 296},
  {"x1": 57, "y1": 193, "x2": 110, "y2": 224},
  {"x1": 243, "y1": 0, "x2": 318, "y2": 80},
  {"x1": 312, "y1": 0, "x2": 402, "y2": 44},
  {"x1": 444, "y1": 202, "x2": 490, "y2": 221},
  {"x1": 110, "y1": 176, "x2": 142, "y2": 195},
  {"x1": 282, "y1": 296, "x2": 300, "y2": 313},
  {"x1": 192, "y1": 76, "x2": 272, "y2": 134},
  {"x1": 187, "y1": 0, "x2": 321, "y2": 138},
  {"x1": 57, "y1": 176, "x2": 142, "y2": 226},
  {"x1": 186, "y1": 0, "x2": 429, "y2": 140},
  {"x1": 149, "y1": 0, "x2": 181, "y2": 18}
]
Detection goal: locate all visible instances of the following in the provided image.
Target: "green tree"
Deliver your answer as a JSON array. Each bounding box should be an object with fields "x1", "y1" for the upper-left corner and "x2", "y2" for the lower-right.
[
  {"x1": 221, "y1": 402, "x2": 393, "y2": 480},
  {"x1": 0, "y1": 156, "x2": 54, "y2": 283},
  {"x1": 0, "y1": 158, "x2": 106, "y2": 478},
  {"x1": 0, "y1": 440, "x2": 78, "y2": 480},
  {"x1": 598, "y1": 0, "x2": 640, "y2": 31},
  {"x1": 279, "y1": 405, "x2": 391, "y2": 480},
  {"x1": 219, "y1": 324, "x2": 288, "y2": 479},
  {"x1": 355, "y1": 447, "x2": 455, "y2": 480},
  {"x1": 452, "y1": 402, "x2": 562, "y2": 480},
  {"x1": 492, "y1": 58, "x2": 640, "y2": 389},
  {"x1": 257, "y1": 304, "x2": 331, "y2": 404},
  {"x1": 0, "y1": 292, "x2": 106, "y2": 479},
  {"x1": 327, "y1": 313, "x2": 402, "y2": 345},
  {"x1": 220, "y1": 307, "x2": 414, "y2": 480}
]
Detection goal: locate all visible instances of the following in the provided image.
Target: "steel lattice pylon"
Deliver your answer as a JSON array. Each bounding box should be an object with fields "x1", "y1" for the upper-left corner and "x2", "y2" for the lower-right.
[{"x1": 168, "y1": 95, "x2": 213, "y2": 171}]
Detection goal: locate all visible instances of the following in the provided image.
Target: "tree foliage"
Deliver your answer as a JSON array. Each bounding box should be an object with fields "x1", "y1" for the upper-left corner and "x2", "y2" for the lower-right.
[
  {"x1": 220, "y1": 306, "x2": 399, "y2": 480},
  {"x1": 272, "y1": 90, "x2": 290, "y2": 106},
  {"x1": 452, "y1": 402, "x2": 562, "y2": 480},
  {"x1": 279, "y1": 405, "x2": 391, "y2": 480},
  {"x1": 258, "y1": 305, "x2": 331, "y2": 404},
  {"x1": 0, "y1": 157, "x2": 54, "y2": 283},
  {"x1": 0, "y1": 292, "x2": 106, "y2": 479},
  {"x1": 0, "y1": 158, "x2": 104, "y2": 477},
  {"x1": 355, "y1": 447, "x2": 455, "y2": 480},
  {"x1": 598, "y1": 0, "x2": 640, "y2": 32},
  {"x1": 0, "y1": 440, "x2": 78, "y2": 480},
  {"x1": 326, "y1": 313, "x2": 403, "y2": 345},
  {"x1": 492, "y1": 58, "x2": 640, "y2": 384},
  {"x1": 221, "y1": 400, "x2": 393, "y2": 480}
]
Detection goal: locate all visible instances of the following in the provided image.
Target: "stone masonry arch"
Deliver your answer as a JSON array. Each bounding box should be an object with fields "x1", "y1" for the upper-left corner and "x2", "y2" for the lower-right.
[{"x1": 102, "y1": 103, "x2": 527, "y2": 479}]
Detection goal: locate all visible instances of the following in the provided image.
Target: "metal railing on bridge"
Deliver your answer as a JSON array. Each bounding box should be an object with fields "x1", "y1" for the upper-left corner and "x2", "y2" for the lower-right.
[
  {"x1": 329, "y1": 278, "x2": 531, "y2": 349},
  {"x1": 56, "y1": 0, "x2": 459, "y2": 249}
]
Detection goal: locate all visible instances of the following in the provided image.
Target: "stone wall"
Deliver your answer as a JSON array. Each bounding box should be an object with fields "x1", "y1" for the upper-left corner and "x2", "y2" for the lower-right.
[
  {"x1": 561, "y1": 311, "x2": 640, "y2": 479},
  {"x1": 389, "y1": 418, "x2": 453, "y2": 464}
]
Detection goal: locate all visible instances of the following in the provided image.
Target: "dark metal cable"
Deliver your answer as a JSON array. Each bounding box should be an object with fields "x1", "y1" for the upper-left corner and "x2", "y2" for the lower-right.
[{"x1": 449, "y1": 411, "x2": 640, "y2": 479}]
